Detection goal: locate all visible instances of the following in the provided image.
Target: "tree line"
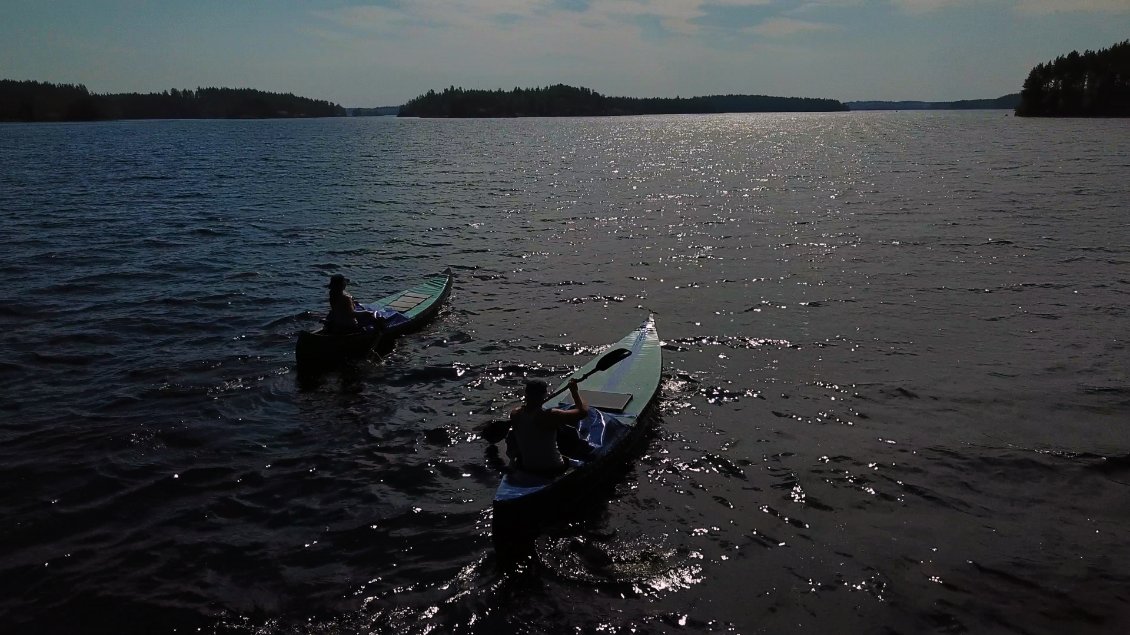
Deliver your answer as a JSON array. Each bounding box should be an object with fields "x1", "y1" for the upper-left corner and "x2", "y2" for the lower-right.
[
  {"x1": 349, "y1": 106, "x2": 399, "y2": 116},
  {"x1": 1016, "y1": 40, "x2": 1130, "y2": 117},
  {"x1": 847, "y1": 94, "x2": 1019, "y2": 111},
  {"x1": 399, "y1": 84, "x2": 847, "y2": 117},
  {"x1": 0, "y1": 80, "x2": 345, "y2": 121}
]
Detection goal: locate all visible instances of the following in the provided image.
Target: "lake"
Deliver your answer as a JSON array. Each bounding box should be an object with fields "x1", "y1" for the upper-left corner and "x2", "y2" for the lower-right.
[{"x1": 1, "y1": 111, "x2": 1128, "y2": 634}]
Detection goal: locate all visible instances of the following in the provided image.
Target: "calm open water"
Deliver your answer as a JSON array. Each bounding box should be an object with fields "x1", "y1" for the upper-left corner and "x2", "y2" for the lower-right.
[{"x1": 1, "y1": 112, "x2": 1128, "y2": 634}]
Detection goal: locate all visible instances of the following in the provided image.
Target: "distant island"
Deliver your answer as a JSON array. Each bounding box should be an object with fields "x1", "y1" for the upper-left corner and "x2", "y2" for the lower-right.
[
  {"x1": 1016, "y1": 40, "x2": 1130, "y2": 117},
  {"x1": 0, "y1": 80, "x2": 345, "y2": 121},
  {"x1": 846, "y1": 94, "x2": 1020, "y2": 111},
  {"x1": 398, "y1": 84, "x2": 848, "y2": 117},
  {"x1": 348, "y1": 106, "x2": 399, "y2": 117}
]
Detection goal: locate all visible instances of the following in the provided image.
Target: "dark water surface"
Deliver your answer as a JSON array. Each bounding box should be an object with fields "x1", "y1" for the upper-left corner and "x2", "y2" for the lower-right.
[{"x1": 1, "y1": 113, "x2": 1128, "y2": 634}]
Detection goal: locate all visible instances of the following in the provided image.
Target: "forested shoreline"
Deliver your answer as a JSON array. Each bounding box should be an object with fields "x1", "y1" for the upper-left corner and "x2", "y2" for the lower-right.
[
  {"x1": 1016, "y1": 40, "x2": 1130, "y2": 117},
  {"x1": 847, "y1": 94, "x2": 1019, "y2": 111},
  {"x1": 0, "y1": 80, "x2": 345, "y2": 121},
  {"x1": 399, "y1": 84, "x2": 848, "y2": 117}
]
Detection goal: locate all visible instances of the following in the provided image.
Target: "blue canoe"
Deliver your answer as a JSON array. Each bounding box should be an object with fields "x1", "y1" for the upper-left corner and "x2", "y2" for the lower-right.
[{"x1": 494, "y1": 316, "x2": 662, "y2": 509}]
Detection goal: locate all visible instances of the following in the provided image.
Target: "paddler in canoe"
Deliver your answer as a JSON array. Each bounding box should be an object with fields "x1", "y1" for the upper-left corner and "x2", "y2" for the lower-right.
[
  {"x1": 324, "y1": 273, "x2": 386, "y2": 334},
  {"x1": 506, "y1": 379, "x2": 594, "y2": 474}
]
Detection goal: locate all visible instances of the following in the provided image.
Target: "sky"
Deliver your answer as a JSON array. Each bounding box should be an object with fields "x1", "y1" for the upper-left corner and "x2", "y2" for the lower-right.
[{"x1": 2, "y1": 0, "x2": 1128, "y2": 106}]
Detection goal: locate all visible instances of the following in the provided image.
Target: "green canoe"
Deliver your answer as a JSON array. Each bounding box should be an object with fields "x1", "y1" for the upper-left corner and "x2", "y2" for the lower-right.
[
  {"x1": 295, "y1": 268, "x2": 452, "y2": 368},
  {"x1": 494, "y1": 316, "x2": 662, "y2": 509}
]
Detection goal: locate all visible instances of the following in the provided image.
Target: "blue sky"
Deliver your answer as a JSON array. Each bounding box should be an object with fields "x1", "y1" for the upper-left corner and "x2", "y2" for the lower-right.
[{"x1": 2, "y1": 0, "x2": 1128, "y2": 106}]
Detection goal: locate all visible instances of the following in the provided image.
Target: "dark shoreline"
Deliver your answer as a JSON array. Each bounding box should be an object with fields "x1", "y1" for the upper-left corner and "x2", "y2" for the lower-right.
[
  {"x1": 0, "y1": 80, "x2": 345, "y2": 123},
  {"x1": 397, "y1": 84, "x2": 848, "y2": 118}
]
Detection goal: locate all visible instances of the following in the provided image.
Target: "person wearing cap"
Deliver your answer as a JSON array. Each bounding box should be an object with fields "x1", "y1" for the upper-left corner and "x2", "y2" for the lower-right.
[
  {"x1": 506, "y1": 378, "x2": 590, "y2": 474},
  {"x1": 325, "y1": 273, "x2": 389, "y2": 334},
  {"x1": 324, "y1": 273, "x2": 361, "y2": 333}
]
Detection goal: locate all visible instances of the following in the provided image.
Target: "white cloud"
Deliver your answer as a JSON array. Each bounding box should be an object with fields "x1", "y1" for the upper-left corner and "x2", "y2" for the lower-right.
[
  {"x1": 886, "y1": 0, "x2": 971, "y2": 12},
  {"x1": 793, "y1": 0, "x2": 867, "y2": 7},
  {"x1": 753, "y1": 17, "x2": 836, "y2": 36},
  {"x1": 1013, "y1": 0, "x2": 1130, "y2": 14},
  {"x1": 889, "y1": 0, "x2": 1130, "y2": 13},
  {"x1": 312, "y1": 0, "x2": 816, "y2": 42},
  {"x1": 304, "y1": 1, "x2": 815, "y2": 101}
]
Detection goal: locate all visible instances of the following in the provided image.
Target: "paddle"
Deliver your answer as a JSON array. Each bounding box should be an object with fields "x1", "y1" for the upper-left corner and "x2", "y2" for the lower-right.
[{"x1": 477, "y1": 347, "x2": 633, "y2": 444}]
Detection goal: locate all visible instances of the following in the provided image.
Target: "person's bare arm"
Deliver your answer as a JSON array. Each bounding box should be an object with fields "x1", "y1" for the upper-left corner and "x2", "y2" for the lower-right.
[{"x1": 549, "y1": 379, "x2": 588, "y2": 422}]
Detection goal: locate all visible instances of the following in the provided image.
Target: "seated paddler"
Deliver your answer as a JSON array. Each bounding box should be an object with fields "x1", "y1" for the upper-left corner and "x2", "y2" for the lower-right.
[
  {"x1": 506, "y1": 378, "x2": 592, "y2": 474},
  {"x1": 324, "y1": 273, "x2": 385, "y2": 334}
]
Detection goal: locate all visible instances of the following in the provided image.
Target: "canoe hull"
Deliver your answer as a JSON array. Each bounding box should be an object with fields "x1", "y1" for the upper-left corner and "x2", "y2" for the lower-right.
[{"x1": 295, "y1": 329, "x2": 381, "y2": 367}]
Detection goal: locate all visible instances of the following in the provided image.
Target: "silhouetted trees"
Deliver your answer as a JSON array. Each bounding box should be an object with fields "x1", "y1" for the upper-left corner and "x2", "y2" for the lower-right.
[
  {"x1": 847, "y1": 94, "x2": 1020, "y2": 111},
  {"x1": 1016, "y1": 40, "x2": 1130, "y2": 117},
  {"x1": 0, "y1": 80, "x2": 346, "y2": 121},
  {"x1": 349, "y1": 106, "x2": 399, "y2": 116},
  {"x1": 0, "y1": 80, "x2": 93, "y2": 121},
  {"x1": 399, "y1": 84, "x2": 848, "y2": 117}
]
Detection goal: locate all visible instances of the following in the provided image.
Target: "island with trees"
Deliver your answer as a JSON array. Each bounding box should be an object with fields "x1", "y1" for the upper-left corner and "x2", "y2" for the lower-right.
[
  {"x1": 349, "y1": 106, "x2": 399, "y2": 116},
  {"x1": 1016, "y1": 40, "x2": 1130, "y2": 117},
  {"x1": 0, "y1": 80, "x2": 345, "y2": 121},
  {"x1": 847, "y1": 94, "x2": 1019, "y2": 111},
  {"x1": 399, "y1": 84, "x2": 848, "y2": 117}
]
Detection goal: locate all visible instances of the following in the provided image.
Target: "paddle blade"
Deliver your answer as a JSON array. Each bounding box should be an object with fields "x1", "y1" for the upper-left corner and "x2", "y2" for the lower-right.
[
  {"x1": 478, "y1": 419, "x2": 512, "y2": 444},
  {"x1": 539, "y1": 347, "x2": 636, "y2": 405},
  {"x1": 594, "y1": 347, "x2": 632, "y2": 371}
]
